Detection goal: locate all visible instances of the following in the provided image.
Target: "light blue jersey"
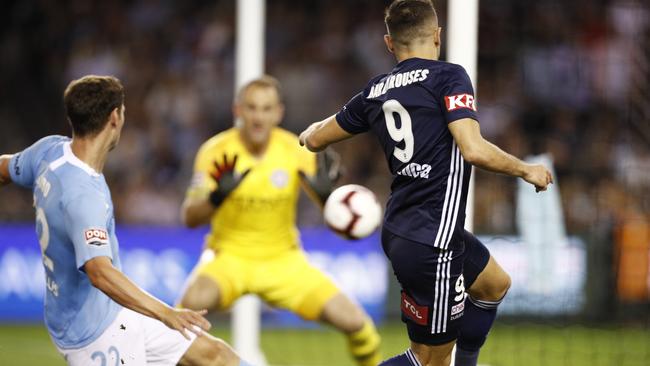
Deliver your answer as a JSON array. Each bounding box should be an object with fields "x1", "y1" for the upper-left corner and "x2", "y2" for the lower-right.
[{"x1": 10, "y1": 135, "x2": 121, "y2": 349}]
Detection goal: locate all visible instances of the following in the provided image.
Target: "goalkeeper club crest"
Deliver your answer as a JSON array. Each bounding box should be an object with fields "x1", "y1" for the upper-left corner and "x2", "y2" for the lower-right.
[{"x1": 271, "y1": 169, "x2": 288, "y2": 188}]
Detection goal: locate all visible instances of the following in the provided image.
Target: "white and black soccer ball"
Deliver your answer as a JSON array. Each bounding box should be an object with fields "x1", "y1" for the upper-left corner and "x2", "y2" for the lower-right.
[{"x1": 323, "y1": 184, "x2": 382, "y2": 240}]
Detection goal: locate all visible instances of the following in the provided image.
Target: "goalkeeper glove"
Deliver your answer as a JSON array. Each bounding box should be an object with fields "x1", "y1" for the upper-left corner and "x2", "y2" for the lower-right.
[
  {"x1": 209, "y1": 154, "x2": 251, "y2": 207},
  {"x1": 299, "y1": 148, "x2": 341, "y2": 205}
]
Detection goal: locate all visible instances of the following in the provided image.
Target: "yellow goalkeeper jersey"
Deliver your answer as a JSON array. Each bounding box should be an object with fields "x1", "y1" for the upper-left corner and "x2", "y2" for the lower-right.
[{"x1": 186, "y1": 127, "x2": 316, "y2": 258}]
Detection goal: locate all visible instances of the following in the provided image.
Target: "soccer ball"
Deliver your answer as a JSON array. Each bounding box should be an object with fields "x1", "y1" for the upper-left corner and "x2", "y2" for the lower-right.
[{"x1": 324, "y1": 184, "x2": 382, "y2": 240}]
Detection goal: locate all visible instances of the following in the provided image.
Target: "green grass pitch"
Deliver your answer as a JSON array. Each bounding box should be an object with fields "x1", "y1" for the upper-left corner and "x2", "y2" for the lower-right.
[{"x1": 0, "y1": 322, "x2": 648, "y2": 365}]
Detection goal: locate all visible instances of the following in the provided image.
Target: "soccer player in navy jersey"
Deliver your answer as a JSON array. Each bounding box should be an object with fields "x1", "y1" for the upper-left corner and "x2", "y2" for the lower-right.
[
  {"x1": 0, "y1": 75, "x2": 251, "y2": 366},
  {"x1": 299, "y1": 1, "x2": 553, "y2": 366}
]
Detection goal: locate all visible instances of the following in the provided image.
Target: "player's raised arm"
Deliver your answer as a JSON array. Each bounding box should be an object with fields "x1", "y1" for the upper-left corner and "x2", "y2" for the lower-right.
[
  {"x1": 299, "y1": 115, "x2": 353, "y2": 152},
  {"x1": 300, "y1": 91, "x2": 370, "y2": 152},
  {"x1": 0, "y1": 155, "x2": 13, "y2": 186},
  {"x1": 448, "y1": 118, "x2": 553, "y2": 191}
]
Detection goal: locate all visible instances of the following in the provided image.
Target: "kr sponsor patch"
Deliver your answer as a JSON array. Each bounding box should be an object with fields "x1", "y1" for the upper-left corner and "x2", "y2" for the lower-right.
[{"x1": 445, "y1": 93, "x2": 477, "y2": 112}]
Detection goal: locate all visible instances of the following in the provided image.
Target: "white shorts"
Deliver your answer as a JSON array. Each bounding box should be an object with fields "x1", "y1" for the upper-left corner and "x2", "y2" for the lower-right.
[{"x1": 56, "y1": 308, "x2": 195, "y2": 366}]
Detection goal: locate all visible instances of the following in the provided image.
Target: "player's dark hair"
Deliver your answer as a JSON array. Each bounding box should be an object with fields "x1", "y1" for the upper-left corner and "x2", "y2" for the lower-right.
[
  {"x1": 237, "y1": 75, "x2": 283, "y2": 103},
  {"x1": 385, "y1": 0, "x2": 438, "y2": 45},
  {"x1": 63, "y1": 75, "x2": 124, "y2": 137}
]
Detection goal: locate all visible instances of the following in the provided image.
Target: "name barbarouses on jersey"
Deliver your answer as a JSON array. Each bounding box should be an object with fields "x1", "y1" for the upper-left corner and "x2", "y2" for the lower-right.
[{"x1": 367, "y1": 69, "x2": 430, "y2": 99}]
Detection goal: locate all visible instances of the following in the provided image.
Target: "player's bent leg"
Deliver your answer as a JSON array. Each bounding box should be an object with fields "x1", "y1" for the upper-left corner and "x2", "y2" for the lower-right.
[
  {"x1": 320, "y1": 293, "x2": 382, "y2": 366},
  {"x1": 455, "y1": 231, "x2": 511, "y2": 366},
  {"x1": 177, "y1": 333, "x2": 242, "y2": 366},
  {"x1": 179, "y1": 275, "x2": 222, "y2": 311},
  {"x1": 456, "y1": 256, "x2": 509, "y2": 365}
]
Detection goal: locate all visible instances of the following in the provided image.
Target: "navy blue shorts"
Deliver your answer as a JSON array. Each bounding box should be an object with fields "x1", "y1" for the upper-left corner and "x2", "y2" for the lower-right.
[{"x1": 382, "y1": 228, "x2": 490, "y2": 345}]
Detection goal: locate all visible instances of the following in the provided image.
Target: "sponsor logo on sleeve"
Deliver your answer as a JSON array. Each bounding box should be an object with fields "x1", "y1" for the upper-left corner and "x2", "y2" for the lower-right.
[
  {"x1": 84, "y1": 228, "x2": 109, "y2": 246},
  {"x1": 445, "y1": 94, "x2": 477, "y2": 112},
  {"x1": 401, "y1": 292, "x2": 429, "y2": 326}
]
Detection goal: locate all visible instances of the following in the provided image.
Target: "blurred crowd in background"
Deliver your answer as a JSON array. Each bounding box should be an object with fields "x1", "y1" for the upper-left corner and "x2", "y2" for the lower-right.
[{"x1": 1, "y1": 0, "x2": 648, "y2": 239}]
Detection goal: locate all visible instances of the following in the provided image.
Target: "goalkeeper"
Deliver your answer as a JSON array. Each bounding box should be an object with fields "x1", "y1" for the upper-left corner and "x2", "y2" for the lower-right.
[{"x1": 178, "y1": 75, "x2": 381, "y2": 366}]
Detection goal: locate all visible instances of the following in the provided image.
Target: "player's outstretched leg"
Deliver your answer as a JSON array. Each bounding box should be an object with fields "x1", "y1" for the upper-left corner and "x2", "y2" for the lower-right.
[
  {"x1": 319, "y1": 293, "x2": 382, "y2": 366},
  {"x1": 178, "y1": 333, "x2": 252, "y2": 366},
  {"x1": 455, "y1": 253, "x2": 510, "y2": 366}
]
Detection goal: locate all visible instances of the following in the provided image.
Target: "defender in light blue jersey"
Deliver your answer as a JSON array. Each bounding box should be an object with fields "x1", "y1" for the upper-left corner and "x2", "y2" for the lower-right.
[
  {"x1": 10, "y1": 134, "x2": 121, "y2": 349},
  {"x1": 0, "y1": 75, "x2": 252, "y2": 366}
]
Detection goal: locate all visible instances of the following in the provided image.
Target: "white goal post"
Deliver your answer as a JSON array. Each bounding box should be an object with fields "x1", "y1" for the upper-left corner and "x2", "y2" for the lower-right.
[
  {"x1": 232, "y1": 0, "x2": 267, "y2": 365},
  {"x1": 448, "y1": 0, "x2": 480, "y2": 365},
  {"x1": 447, "y1": 0, "x2": 480, "y2": 233}
]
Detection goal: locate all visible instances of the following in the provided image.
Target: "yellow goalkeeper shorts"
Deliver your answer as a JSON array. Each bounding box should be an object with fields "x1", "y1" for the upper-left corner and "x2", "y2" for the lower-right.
[{"x1": 190, "y1": 248, "x2": 340, "y2": 320}]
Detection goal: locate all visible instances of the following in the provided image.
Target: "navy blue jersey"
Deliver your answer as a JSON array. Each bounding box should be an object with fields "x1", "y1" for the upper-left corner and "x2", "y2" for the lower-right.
[{"x1": 336, "y1": 58, "x2": 478, "y2": 249}]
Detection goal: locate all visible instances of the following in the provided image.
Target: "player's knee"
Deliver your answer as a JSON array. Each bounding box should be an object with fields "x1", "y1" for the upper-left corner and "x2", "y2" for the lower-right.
[
  {"x1": 180, "y1": 278, "x2": 220, "y2": 311},
  {"x1": 180, "y1": 290, "x2": 217, "y2": 312},
  {"x1": 179, "y1": 288, "x2": 208, "y2": 310},
  {"x1": 473, "y1": 269, "x2": 511, "y2": 302},
  {"x1": 502, "y1": 271, "x2": 511, "y2": 293},
  {"x1": 492, "y1": 271, "x2": 511, "y2": 301}
]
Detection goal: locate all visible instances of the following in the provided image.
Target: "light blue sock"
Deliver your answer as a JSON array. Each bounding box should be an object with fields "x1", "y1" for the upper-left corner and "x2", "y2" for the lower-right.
[{"x1": 239, "y1": 360, "x2": 254, "y2": 366}]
